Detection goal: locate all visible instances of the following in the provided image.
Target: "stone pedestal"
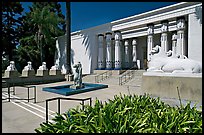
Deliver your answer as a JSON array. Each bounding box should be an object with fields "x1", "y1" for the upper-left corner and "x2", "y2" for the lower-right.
[
  {"x1": 22, "y1": 70, "x2": 35, "y2": 77},
  {"x1": 4, "y1": 70, "x2": 19, "y2": 78},
  {"x1": 142, "y1": 72, "x2": 202, "y2": 102},
  {"x1": 49, "y1": 70, "x2": 61, "y2": 76},
  {"x1": 36, "y1": 70, "x2": 48, "y2": 76},
  {"x1": 70, "y1": 84, "x2": 85, "y2": 90}
]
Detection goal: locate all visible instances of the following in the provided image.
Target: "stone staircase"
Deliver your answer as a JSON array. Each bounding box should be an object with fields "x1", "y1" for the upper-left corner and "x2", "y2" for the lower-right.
[
  {"x1": 121, "y1": 70, "x2": 145, "y2": 86},
  {"x1": 82, "y1": 70, "x2": 146, "y2": 86},
  {"x1": 82, "y1": 74, "x2": 97, "y2": 83},
  {"x1": 98, "y1": 75, "x2": 119, "y2": 85}
]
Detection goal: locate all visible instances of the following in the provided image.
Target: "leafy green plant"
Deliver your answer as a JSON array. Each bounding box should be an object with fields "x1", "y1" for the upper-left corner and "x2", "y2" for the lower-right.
[{"x1": 35, "y1": 94, "x2": 202, "y2": 133}]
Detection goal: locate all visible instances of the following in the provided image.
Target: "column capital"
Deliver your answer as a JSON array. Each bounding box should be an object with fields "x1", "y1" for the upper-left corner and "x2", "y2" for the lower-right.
[
  {"x1": 177, "y1": 18, "x2": 185, "y2": 30},
  {"x1": 98, "y1": 35, "x2": 104, "y2": 43},
  {"x1": 147, "y1": 24, "x2": 154, "y2": 35},
  {"x1": 172, "y1": 33, "x2": 177, "y2": 41},
  {"x1": 105, "y1": 32, "x2": 112, "y2": 35},
  {"x1": 114, "y1": 31, "x2": 122, "y2": 41},
  {"x1": 98, "y1": 33, "x2": 104, "y2": 37},
  {"x1": 160, "y1": 21, "x2": 168, "y2": 33},
  {"x1": 124, "y1": 40, "x2": 129, "y2": 46},
  {"x1": 105, "y1": 32, "x2": 112, "y2": 41},
  {"x1": 132, "y1": 39, "x2": 137, "y2": 46},
  {"x1": 114, "y1": 30, "x2": 121, "y2": 33}
]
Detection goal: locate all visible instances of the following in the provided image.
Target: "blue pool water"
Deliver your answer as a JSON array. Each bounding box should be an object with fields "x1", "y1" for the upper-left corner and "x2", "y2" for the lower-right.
[{"x1": 42, "y1": 83, "x2": 108, "y2": 96}]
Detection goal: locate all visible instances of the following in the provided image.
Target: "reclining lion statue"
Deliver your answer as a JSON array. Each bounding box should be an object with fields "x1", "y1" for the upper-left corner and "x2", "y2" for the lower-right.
[{"x1": 147, "y1": 45, "x2": 202, "y2": 73}]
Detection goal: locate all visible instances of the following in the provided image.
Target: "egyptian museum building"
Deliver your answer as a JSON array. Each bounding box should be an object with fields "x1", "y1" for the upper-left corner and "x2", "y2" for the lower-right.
[{"x1": 55, "y1": 2, "x2": 202, "y2": 74}]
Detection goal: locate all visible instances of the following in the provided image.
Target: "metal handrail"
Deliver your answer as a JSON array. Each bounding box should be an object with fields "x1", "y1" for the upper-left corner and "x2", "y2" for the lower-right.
[
  {"x1": 119, "y1": 67, "x2": 136, "y2": 85},
  {"x1": 45, "y1": 97, "x2": 92, "y2": 123},
  {"x1": 2, "y1": 82, "x2": 36, "y2": 103},
  {"x1": 95, "y1": 70, "x2": 112, "y2": 83}
]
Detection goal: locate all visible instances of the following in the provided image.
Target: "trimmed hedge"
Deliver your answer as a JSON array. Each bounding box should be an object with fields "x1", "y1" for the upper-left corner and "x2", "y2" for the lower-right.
[{"x1": 35, "y1": 94, "x2": 202, "y2": 133}]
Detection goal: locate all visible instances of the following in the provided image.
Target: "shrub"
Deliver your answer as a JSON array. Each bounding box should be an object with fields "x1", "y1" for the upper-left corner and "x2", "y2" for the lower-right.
[{"x1": 35, "y1": 94, "x2": 202, "y2": 133}]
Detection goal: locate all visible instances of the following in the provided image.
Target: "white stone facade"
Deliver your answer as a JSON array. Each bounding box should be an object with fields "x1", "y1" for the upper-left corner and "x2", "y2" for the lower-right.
[{"x1": 55, "y1": 2, "x2": 202, "y2": 74}]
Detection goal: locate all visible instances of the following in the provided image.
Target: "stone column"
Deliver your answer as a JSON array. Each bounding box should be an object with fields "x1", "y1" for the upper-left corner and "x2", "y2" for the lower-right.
[
  {"x1": 105, "y1": 32, "x2": 113, "y2": 69},
  {"x1": 132, "y1": 39, "x2": 137, "y2": 69},
  {"x1": 171, "y1": 33, "x2": 177, "y2": 57},
  {"x1": 176, "y1": 18, "x2": 186, "y2": 57},
  {"x1": 147, "y1": 24, "x2": 154, "y2": 61},
  {"x1": 97, "y1": 34, "x2": 105, "y2": 69},
  {"x1": 160, "y1": 21, "x2": 168, "y2": 52},
  {"x1": 124, "y1": 40, "x2": 130, "y2": 69},
  {"x1": 114, "y1": 31, "x2": 122, "y2": 70}
]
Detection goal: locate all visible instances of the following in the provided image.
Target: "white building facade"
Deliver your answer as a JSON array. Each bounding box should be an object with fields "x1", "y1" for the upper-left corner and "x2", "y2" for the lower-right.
[{"x1": 55, "y1": 2, "x2": 202, "y2": 74}]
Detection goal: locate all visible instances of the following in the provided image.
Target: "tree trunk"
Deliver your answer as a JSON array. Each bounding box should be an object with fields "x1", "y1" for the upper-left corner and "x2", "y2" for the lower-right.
[
  {"x1": 7, "y1": 8, "x2": 12, "y2": 61},
  {"x1": 38, "y1": 25, "x2": 43, "y2": 63},
  {"x1": 66, "y1": 2, "x2": 71, "y2": 74}
]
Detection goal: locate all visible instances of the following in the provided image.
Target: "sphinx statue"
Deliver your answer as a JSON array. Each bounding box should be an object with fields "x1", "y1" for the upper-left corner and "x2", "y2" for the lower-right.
[
  {"x1": 4, "y1": 61, "x2": 18, "y2": 78},
  {"x1": 51, "y1": 63, "x2": 60, "y2": 70},
  {"x1": 22, "y1": 61, "x2": 35, "y2": 77},
  {"x1": 37, "y1": 62, "x2": 48, "y2": 76},
  {"x1": 23, "y1": 61, "x2": 33, "y2": 71},
  {"x1": 147, "y1": 45, "x2": 202, "y2": 73},
  {"x1": 38, "y1": 62, "x2": 47, "y2": 70},
  {"x1": 49, "y1": 63, "x2": 61, "y2": 75},
  {"x1": 6, "y1": 61, "x2": 17, "y2": 71}
]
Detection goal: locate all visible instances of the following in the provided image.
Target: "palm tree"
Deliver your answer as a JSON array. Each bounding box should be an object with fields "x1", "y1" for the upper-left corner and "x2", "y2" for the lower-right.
[
  {"x1": 30, "y1": 4, "x2": 63, "y2": 63},
  {"x1": 66, "y1": 2, "x2": 71, "y2": 74}
]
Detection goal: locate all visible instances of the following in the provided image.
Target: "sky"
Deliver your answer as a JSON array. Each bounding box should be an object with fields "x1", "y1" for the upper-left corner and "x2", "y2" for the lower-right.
[{"x1": 21, "y1": 2, "x2": 178, "y2": 32}]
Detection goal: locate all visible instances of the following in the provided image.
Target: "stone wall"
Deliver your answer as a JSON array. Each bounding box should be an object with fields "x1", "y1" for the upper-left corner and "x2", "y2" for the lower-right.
[
  {"x1": 2, "y1": 74, "x2": 65, "y2": 87},
  {"x1": 142, "y1": 72, "x2": 202, "y2": 103}
]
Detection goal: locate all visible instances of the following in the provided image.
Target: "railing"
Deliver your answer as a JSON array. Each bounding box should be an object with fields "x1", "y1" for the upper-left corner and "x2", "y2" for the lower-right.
[
  {"x1": 2, "y1": 81, "x2": 36, "y2": 103},
  {"x1": 45, "y1": 97, "x2": 92, "y2": 123},
  {"x1": 119, "y1": 68, "x2": 136, "y2": 85},
  {"x1": 95, "y1": 70, "x2": 112, "y2": 83}
]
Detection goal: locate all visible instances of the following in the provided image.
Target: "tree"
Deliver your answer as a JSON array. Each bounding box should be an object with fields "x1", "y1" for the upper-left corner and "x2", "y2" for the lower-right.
[
  {"x1": 30, "y1": 4, "x2": 64, "y2": 63},
  {"x1": 16, "y1": 2, "x2": 65, "y2": 71},
  {"x1": 15, "y1": 11, "x2": 41, "y2": 71},
  {"x1": 66, "y1": 2, "x2": 72, "y2": 74},
  {"x1": 2, "y1": 2, "x2": 24, "y2": 61},
  {"x1": 32, "y1": 2, "x2": 66, "y2": 30}
]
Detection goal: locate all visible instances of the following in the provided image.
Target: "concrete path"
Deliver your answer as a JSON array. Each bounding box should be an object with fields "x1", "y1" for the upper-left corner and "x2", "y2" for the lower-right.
[
  {"x1": 2, "y1": 72, "x2": 202, "y2": 133},
  {"x1": 2, "y1": 78, "x2": 143, "y2": 133}
]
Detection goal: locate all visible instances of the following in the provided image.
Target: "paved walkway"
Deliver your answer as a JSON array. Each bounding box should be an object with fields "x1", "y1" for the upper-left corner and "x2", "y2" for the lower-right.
[
  {"x1": 2, "y1": 79, "x2": 143, "y2": 133},
  {"x1": 2, "y1": 73, "x2": 202, "y2": 133}
]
